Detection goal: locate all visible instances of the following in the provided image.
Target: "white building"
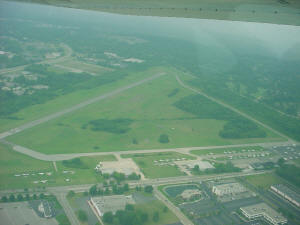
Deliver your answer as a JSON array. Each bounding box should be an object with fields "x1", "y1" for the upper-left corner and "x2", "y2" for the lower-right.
[
  {"x1": 90, "y1": 195, "x2": 135, "y2": 217},
  {"x1": 271, "y1": 184, "x2": 300, "y2": 208},
  {"x1": 240, "y1": 203, "x2": 287, "y2": 225},
  {"x1": 212, "y1": 182, "x2": 247, "y2": 196}
]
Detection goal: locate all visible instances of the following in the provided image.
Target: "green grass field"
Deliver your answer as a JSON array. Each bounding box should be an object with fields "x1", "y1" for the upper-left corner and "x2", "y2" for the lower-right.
[
  {"x1": 0, "y1": 143, "x2": 116, "y2": 189},
  {"x1": 191, "y1": 146, "x2": 264, "y2": 156},
  {"x1": 122, "y1": 152, "x2": 195, "y2": 178},
  {"x1": 0, "y1": 67, "x2": 163, "y2": 133},
  {"x1": 245, "y1": 173, "x2": 284, "y2": 189},
  {"x1": 7, "y1": 68, "x2": 282, "y2": 154}
]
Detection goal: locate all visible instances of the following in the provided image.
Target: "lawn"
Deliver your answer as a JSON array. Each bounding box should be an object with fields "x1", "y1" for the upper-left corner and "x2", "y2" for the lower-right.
[
  {"x1": 191, "y1": 146, "x2": 264, "y2": 156},
  {"x1": 0, "y1": 142, "x2": 116, "y2": 190},
  {"x1": 0, "y1": 66, "x2": 162, "y2": 133},
  {"x1": 122, "y1": 152, "x2": 195, "y2": 178},
  {"x1": 7, "y1": 69, "x2": 282, "y2": 154},
  {"x1": 245, "y1": 173, "x2": 284, "y2": 190}
]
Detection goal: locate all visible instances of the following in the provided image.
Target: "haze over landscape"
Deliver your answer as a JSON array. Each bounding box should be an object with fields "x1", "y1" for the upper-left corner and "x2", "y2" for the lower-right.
[{"x1": 0, "y1": 1, "x2": 300, "y2": 225}]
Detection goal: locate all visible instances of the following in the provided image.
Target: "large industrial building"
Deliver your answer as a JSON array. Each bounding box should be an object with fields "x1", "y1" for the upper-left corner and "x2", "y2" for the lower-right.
[
  {"x1": 240, "y1": 203, "x2": 287, "y2": 225},
  {"x1": 212, "y1": 182, "x2": 247, "y2": 196},
  {"x1": 90, "y1": 195, "x2": 135, "y2": 217},
  {"x1": 271, "y1": 184, "x2": 300, "y2": 208}
]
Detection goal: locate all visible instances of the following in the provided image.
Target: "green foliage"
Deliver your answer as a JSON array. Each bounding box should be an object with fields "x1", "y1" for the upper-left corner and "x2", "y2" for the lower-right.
[
  {"x1": 103, "y1": 211, "x2": 114, "y2": 223},
  {"x1": 174, "y1": 94, "x2": 266, "y2": 139},
  {"x1": 153, "y1": 211, "x2": 160, "y2": 222},
  {"x1": 89, "y1": 184, "x2": 97, "y2": 196},
  {"x1": 144, "y1": 185, "x2": 153, "y2": 193},
  {"x1": 9, "y1": 194, "x2": 15, "y2": 202},
  {"x1": 276, "y1": 164, "x2": 300, "y2": 188},
  {"x1": 1, "y1": 196, "x2": 8, "y2": 202},
  {"x1": 62, "y1": 158, "x2": 88, "y2": 169},
  {"x1": 159, "y1": 134, "x2": 169, "y2": 143},
  {"x1": 56, "y1": 213, "x2": 71, "y2": 225},
  {"x1": 167, "y1": 88, "x2": 179, "y2": 97},
  {"x1": 67, "y1": 190, "x2": 75, "y2": 198},
  {"x1": 77, "y1": 210, "x2": 88, "y2": 222},
  {"x1": 85, "y1": 118, "x2": 133, "y2": 134}
]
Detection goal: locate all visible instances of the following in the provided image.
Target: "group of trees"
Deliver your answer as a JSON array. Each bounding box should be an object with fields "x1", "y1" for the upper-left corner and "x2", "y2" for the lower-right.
[
  {"x1": 174, "y1": 94, "x2": 266, "y2": 139},
  {"x1": 276, "y1": 158, "x2": 300, "y2": 188},
  {"x1": 88, "y1": 184, "x2": 153, "y2": 197},
  {"x1": 101, "y1": 171, "x2": 141, "y2": 183},
  {"x1": 85, "y1": 118, "x2": 133, "y2": 134},
  {"x1": 89, "y1": 183, "x2": 129, "y2": 196},
  {"x1": 62, "y1": 158, "x2": 88, "y2": 169},
  {"x1": 1, "y1": 192, "x2": 46, "y2": 203},
  {"x1": 103, "y1": 203, "x2": 161, "y2": 225},
  {"x1": 193, "y1": 161, "x2": 241, "y2": 175}
]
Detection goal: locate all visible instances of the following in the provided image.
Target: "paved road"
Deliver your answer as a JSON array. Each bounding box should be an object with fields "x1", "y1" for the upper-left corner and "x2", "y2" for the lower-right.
[
  {"x1": 154, "y1": 186, "x2": 194, "y2": 225},
  {"x1": 56, "y1": 192, "x2": 81, "y2": 225},
  {"x1": 175, "y1": 75, "x2": 295, "y2": 143},
  {"x1": 0, "y1": 139, "x2": 291, "y2": 161},
  {"x1": 0, "y1": 72, "x2": 165, "y2": 140}
]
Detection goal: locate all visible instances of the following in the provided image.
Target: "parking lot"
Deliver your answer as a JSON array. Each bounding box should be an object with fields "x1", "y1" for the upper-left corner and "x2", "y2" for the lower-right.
[{"x1": 0, "y1": 202, "x2": 58, "y2": 225}]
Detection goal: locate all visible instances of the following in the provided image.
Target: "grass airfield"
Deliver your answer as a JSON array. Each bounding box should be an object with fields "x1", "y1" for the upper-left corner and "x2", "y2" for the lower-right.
[{"x1": 6, "y1": 68, "x2": 282, "y2": 154}]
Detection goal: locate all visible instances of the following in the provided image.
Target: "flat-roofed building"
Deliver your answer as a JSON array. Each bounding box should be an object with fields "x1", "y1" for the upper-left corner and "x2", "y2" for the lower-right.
[
  {"x1": 90, "y1": 195, "x2": 135, "y2": 217},
  {"x1": 271, "y1": 184, "x2": 300, "y2": 208},
  {"x1": 212, "y1": 182, "x2": 247, "y2": 196},
  {"x1": 240, "y1": 203, "x2": 287, "y2": 225}
]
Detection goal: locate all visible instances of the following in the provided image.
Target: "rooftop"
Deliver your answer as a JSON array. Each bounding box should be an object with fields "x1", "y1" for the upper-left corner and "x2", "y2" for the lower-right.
[{"x1": 241, "y1": 203, "x2": 287, "y2": 225}]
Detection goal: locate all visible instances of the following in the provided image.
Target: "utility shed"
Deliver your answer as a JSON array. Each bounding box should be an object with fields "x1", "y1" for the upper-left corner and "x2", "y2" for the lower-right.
[{"x1": 212, "y1": 182, "x2": 247, "y2": 196}]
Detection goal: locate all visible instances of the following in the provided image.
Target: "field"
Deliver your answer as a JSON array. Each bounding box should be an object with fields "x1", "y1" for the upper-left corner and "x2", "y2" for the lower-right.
[
  {"x1": 14, "y1": 0, "x2": 300, "y2": 26},
  {"x1": 122, "y1": 152, "x2": 195, "y2": 178},
  {"x1": 191, "y1": 146, "x2": 264, "y2": 156},
  {"x1": 244, "y1": 173, "x2": 284, "y2": 189},
  {"x1": 0, "y1": 67, "x2": 161, "y2": 133},
  {"x1": 0, "y1": 142, "x2": 116, "y2": 190},
  {"x1": 6, "y1": 69, "x2": 282, "y2": 154}
]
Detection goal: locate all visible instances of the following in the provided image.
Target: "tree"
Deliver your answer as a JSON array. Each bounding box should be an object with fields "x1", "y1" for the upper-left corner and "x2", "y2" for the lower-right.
[
  {"x1": 144, "y1": 185, "x2": 153, "y2": 193},
  {"x1": 77, "y1": 210, "x2": 88, "y2": 222},
  {"x1": 1, "y1": 196, "x2": 8, "y2": 202},
  {"x1": 17, "y1": 194, "x2": 23, "y2": 201},
  {"x1": 123, "y1": 183, "x2": 129, "y2": 192},
  {"x1": 103, "y1": 211, "x2": 114, "y2": 223},
  {"x1": 159, "y1": 134, "x2": 169, "y2": 143},
  {"x1": 163, "y1": 206, "x2": 168, "y2": 213},
  {"x1": 9, "y1": 194, "x2": 15, "y2": 202},
  {"x1": 39, "y1": 193, "x2": 45, "y2": 199},
  {"x1": 67, "y1": 190, "x2": 75, "y2": 198},
  {"x1": 33, "y1": 194, "x2": 37, "y2": 200},
  {"x1": 125, "y1": 204, "x2": 134, "y2": 211},
  {"x1": 25, "y1": 193, "x2": 30, "y2": 200},
  {"x1": 89, "y1": 184, "x2": 97, "y2": 196},
  {"x1": 277, "y1": 158, "x2": 285, "y2": 167},
  {"x1": 153, "y1": 211, "x2": 159, "y2": 222},
  {"x1": 193, "y1": 165, "x2": 200, "y2": 172}
]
